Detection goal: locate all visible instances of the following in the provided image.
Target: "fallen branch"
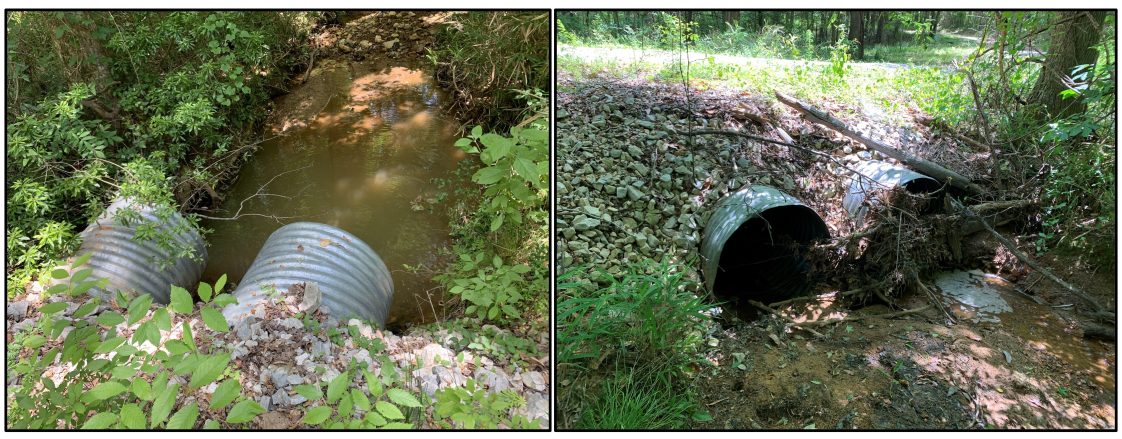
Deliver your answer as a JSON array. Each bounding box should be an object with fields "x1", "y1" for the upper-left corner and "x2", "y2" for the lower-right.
[
  {"x1": 194, "y1": 165, "x2": 311, "y2": 223},
  {"x1": 775, "y1": 91, "x2": 984, "y2": 195},
  {"x1": 951, "y1": 197, "x2": 1106, "y2": 313},
  {"x1": 912, "y1": 270, "x2": 957, "y2": 323},
  {"x1": 747, "y1": 299, "x2": 826, "y2": 339}
]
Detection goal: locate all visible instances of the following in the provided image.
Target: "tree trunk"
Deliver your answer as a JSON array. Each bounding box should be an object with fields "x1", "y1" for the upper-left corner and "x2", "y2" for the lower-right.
[
  {"x1": 1028, "y1": 11, "x2": 1107, "y2": 119},
  {"x1": 756, "y1": 11, "x2": 764, "y2": 30},
  {"x1": 723, "y1": 10, "x2": 740, "y2": 28},
  {"x1": 931, "y1": 11, "x2": 942, "y2": 38},
  {"x1": 849, "y1": 11, "x2": 866, "y2": 60}
]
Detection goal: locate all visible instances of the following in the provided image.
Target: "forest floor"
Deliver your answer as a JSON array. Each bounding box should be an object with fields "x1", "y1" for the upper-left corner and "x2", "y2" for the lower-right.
[{"x1": 555, "y1": 60, "x2": 1115, "y2": 429}]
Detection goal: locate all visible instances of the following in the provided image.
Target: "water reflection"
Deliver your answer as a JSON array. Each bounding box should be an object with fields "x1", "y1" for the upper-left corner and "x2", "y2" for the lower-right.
[{"x1": 202, "y1": 59, "x2": 466, "y2": 326}]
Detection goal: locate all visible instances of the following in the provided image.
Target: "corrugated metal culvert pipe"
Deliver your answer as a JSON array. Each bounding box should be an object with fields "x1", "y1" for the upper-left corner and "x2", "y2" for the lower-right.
[
  {"x1": 843, "y1": 160, "x2": 943, "y2": 222},
  {"x1": 701, "y1": 185, "x2": 830, "y2": 305},
  {"x1": 222, "y1": 222, "x2": 394, "y2": 327},
  {"x1": 70, "y1": 197, "x2": 207, "y2": 303}
]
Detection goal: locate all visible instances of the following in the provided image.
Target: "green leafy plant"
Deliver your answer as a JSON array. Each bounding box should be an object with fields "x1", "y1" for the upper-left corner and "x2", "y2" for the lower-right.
[
  {"x1": 454, "y1": 109, "x2": 548, "y2": 233},
  {"x1": 6, "y1": 263, "x2": 254, "y2": 429},
  {"x1": 294, "y1": 361, "x2": 420, "y2": 429},
  {"x1": 557, "y1": 258, "x2": 712, "y2": 369},
  {"x1": 432, "y1": 379, "x2": 541, "y2": 429}
]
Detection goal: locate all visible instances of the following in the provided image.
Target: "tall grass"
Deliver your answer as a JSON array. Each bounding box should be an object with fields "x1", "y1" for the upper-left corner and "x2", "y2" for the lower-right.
[
  {"x1": 556, "y1": 258, "x2": 714, "y2": 429},
  {"x1": 575, "y1": 364, "x2": 696, "y2": 430},
  {"x1": 430, "y1": 11, "x2": 549, "y2": 130}
]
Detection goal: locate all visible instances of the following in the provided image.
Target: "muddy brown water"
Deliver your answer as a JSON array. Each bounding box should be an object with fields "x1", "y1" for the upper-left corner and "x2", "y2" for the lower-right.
[{"x1": 201, "y1": 58, "x2": 469, "y2": 328}]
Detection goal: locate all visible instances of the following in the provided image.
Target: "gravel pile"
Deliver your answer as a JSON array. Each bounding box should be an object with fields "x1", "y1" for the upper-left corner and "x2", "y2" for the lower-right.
[
  {"x1": 325, "y1": 11, "x2": 448, "y2": 60},
  {"x1": 6, "y1": 281, "x2": 548, "y2": 429},
  {"x1": 555, "y1": 77, "x2": 986, "y2": 281}
]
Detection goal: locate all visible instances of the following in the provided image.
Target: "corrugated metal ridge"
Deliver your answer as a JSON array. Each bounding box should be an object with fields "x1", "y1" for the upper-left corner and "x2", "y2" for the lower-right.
[
  {"x1": 225, "y1": 222, "x2": 393, "y2": 327},
  {"x1": 71, "y1": 197, "x2": 206, "y2": 303},
  {"x1": 843, "y1": 160, "x2": 940, "y2": 218}
]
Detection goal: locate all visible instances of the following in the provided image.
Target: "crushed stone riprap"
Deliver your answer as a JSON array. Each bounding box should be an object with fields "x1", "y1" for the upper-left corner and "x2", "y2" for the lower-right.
[{"x1": 6, "y1": 281, "x2": 548, "y2": 429}]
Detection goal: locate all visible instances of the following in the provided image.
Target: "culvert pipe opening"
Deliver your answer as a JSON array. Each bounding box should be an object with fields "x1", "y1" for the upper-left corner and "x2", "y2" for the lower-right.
[{"x1": 702, "y1": 186, "x2": 830, "y2": 307}]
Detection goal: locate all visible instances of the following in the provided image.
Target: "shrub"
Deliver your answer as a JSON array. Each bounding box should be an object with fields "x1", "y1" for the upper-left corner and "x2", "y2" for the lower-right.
[
  {"x1": 6, "y1": 263, "x2": 253, "y2": 429},
  {"x1": 436, "y1": 91, "x2": 548, "y2": 326}
]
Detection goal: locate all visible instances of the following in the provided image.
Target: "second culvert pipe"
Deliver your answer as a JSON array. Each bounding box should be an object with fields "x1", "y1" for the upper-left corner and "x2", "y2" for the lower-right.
[{"x1": 222, "y1": 222, "x2": 394, "y2": 327}]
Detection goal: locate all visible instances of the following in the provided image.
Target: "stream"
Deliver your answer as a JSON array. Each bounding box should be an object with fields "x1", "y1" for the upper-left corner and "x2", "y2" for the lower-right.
[{"x1": 201, "y1": 58, "x2": 470, "y2": 328}]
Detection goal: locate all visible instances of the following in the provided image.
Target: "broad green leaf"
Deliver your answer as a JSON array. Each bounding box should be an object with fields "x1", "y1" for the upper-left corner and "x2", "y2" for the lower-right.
[
  {"x1": 351, "y1": 388, "x2": 370, "y2": 412},
  {"x1": 470, "y1": 125, "x2": 482, "y2": 138},
  {"x1": 190, "y1": 353, "x2": 230, "y2": 389},
  {"x1": 118, "y1": 403, "x2": 145, "y2": 429},
  {"x1": 127, "y1": 294, "x2": 153, "y2": 325},
  {"x1": 74, "y1": 299, "x2": 99, "y2": 317},
  {"x1": 40, "y1": 301, "x2": 68, "y2": 314},
  {"x1": 95, "y1": 336, "x2": 125, "y2": 353},
  {"x1": 375, "y1": 401, "x2": 404, "y2": 420},
  {"x1": 365, "y1": 370, "x2": 383, "y2": 397},
  {"x1": 81, "y1": 412, "x2": 118, "y2": 429},
  {"x1": 226, "y1": 399, "x2": 265, "y2": 424},
  {"x1": 149, "y1": 383, "x2": 179, "y2": 428},
  {"x1": 23, "y1": 335, "x2": 46, "y2": 349},
  {"x1": 213, "y1": 274, "x2": 227, "y2": 297},
  {"x1": 159, "y1": 340, "x2": 184, "y2": 357},
  {"x1": 71, "y1": 267, "x2": 93, "y2": 283},
  {"x1": 338, "y1": 395, "x2": 354, "y2": 418},
  {"x1": 131, "y1": 379, "x2": 153, "y2": 401},
  {"x1": 490, "y1": 214, "x2": 504, "y2": 231},
  {"x1": 472, "y1": 166, "x2": 506, "y2": 185},
  {"x1": 383, "y1": 422, "x2": 414, "y2": 429},
  {"x1": 182, "y1": 322, "x2": 196, "y2": 351},
  {"x1": 302, "y1": 406, "x2": 331, "y2": 425},
  {"x1": 327, "y1": 371, "x2": 349, "y2": 404},
  {"x1": 210, "y1": 379, "x2": 239, "y2": 410},
  {"x1": 169, "y1": 286, "x2": 193, "y2": 314},
  {"x1": 212, "y1": 293, "x2": 237, "y2": 307},
  {"x1": 71, "y1": 252, "x2": 93, "y2": 268},
  {"x1": 172, "y1": 353, "x2": 203, "y2": 375},
  {"x1": 151, "y1": 308, "x2": 172, "y2": 331},
  {"x1": 111, "y1": 365, "x2": 136, "y2": 380},
  {"x1": 294, "y1": 384, "x2": 323, "y2": 401},
  {"x1": 88, "y1": 381, "x2": 127, "y2": 400},
  {"x1": 480, "y1": 133, "x2": 512, "y2": 159},
  {"x1": 197, "y1": 282, "x2": 213, "y2": 304},
  {"x1": 46, "y1": 283, "x2": 68, "y2": 295},
  {"x1": 364, "y1": 411, "x2": 387, "y2": 427},
  {"x1": 200, "y1": 307, "x2": 229, "y2": 332},
  {"x1": 51, "y1": 268, "x2": 70, "y2": 280},
  {"x1": 452, "y1": 412, "x2": 476, "y2": 428},
  {"x1": 167, "y1": 402, "x2": 199, "y2": 429},
  {"x1": 203, "y1": 420, "x2": 220, "y2": 429},
  {"x1": 96, "y1": 311, "x2": 125, "y2": 327},
  {"x1": 134, "y1": 321, "x2": 161, "y2": 347},
  {"x1": 512, "y1": 157, "x2": 539, "y2": 182},
  {"x1": 386, "y1": 389, "x2": 422, "y2": 408}
]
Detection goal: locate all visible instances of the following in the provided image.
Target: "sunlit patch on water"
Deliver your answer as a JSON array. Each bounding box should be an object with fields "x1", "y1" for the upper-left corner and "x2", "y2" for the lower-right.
[
  {"x1": 202, "y1": 59, "x2": 469, "y2": 328},
  {"x1": 934, "y1": 270, "x2": 1013, "y2": 323}
]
